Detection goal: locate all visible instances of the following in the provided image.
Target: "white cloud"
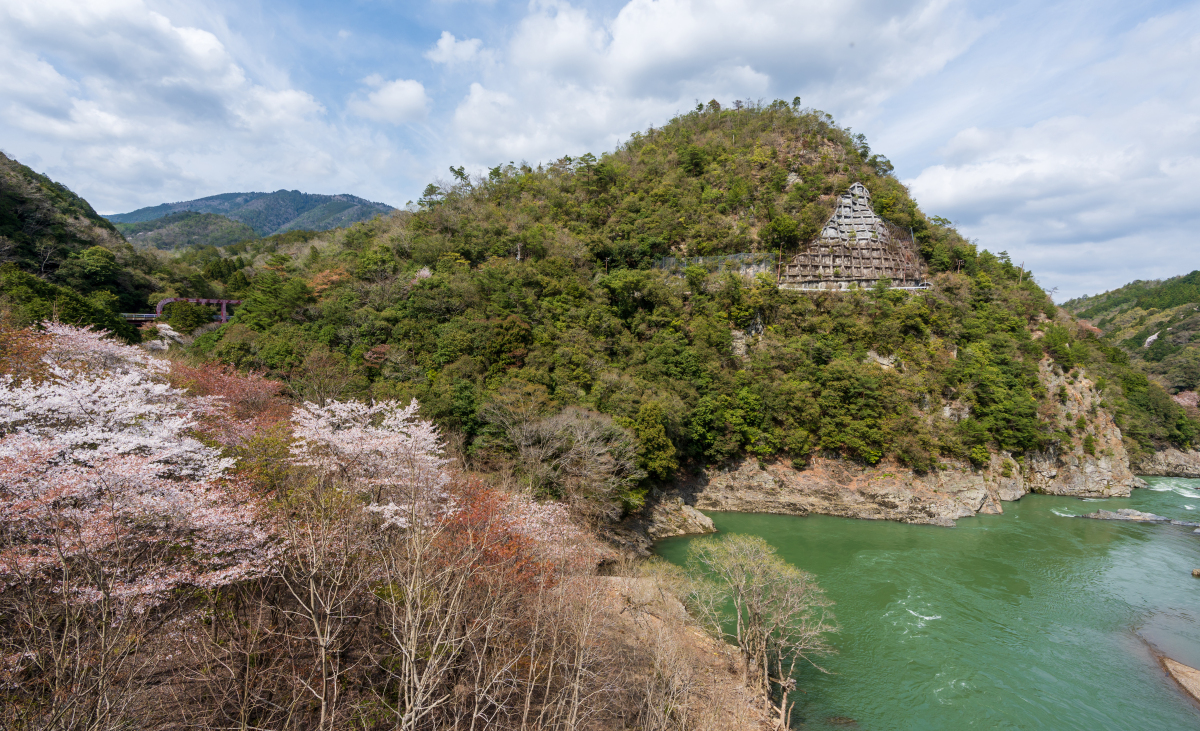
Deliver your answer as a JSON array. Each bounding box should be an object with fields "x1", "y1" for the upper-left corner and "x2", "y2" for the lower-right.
[
  {"x1": 349, "y1": 76, "x2": 429, "y2": 124},
  {"x1": 0, "y1": 0, "x2": 361, "y2": 212},
  {"x1": 425, "y1": 31, "x2": 483, "y2": 65},
  {"x1": 905, "y1": 5, "x2": 1200, "y2": 300},
  {"x1": 446, "y1": 0, "x2": 979, "y2": 168}
]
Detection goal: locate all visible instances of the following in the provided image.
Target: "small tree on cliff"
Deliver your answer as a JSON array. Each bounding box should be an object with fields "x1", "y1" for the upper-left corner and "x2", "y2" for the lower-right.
[{"x1": 686, "y1": 534, "x2": 837, "y2": 728}]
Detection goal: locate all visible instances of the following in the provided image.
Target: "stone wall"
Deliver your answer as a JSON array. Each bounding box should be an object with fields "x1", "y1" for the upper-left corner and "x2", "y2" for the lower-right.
[{"x1": 779, "y1": 182, "x2": 925, "y2": 291}]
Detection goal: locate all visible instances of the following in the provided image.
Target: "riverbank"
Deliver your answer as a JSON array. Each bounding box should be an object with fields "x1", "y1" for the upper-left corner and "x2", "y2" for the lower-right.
[
  {"x1": 616, "y1": 358, "x2": 1137, "y2": 548},
  {"x1": 1135, "y1": 448, "x2": 1200, "y2": 478},
  {"x1": 618, "y1": 449, "x2": 1136, "y2": 551},
  {"x1": 654, "y1": 484, "x2": 1200, "y2": 729}
]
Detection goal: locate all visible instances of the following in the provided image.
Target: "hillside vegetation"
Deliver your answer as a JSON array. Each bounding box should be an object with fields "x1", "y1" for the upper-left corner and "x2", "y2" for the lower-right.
[
  {"x1": 5, "y1": 102, "x2": 1194, "y2": 474},
  {"x1": 0, "y1": 157, "x2": 345, "y2": 335},
  {"x1": 175, "y1": 100, "x2": 1193, "y2": 478},
  {"x1": 115, "y1": 210, "x2": 258, "y2": 250},
  {"x1": 1063, "y1": 273, "x2": 1200, "y2": 434}
]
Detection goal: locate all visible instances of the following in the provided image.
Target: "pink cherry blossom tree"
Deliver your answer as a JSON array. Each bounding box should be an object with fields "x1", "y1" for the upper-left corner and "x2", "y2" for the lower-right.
[{"x1": 0, "y1": 324, "x2": 277, "y2": 728}]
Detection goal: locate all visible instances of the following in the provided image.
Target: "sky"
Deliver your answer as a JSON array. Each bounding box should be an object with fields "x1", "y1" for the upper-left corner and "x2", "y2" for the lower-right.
[{"x1": 0, "y1": 0, "x2": 1197, "y2": 301}]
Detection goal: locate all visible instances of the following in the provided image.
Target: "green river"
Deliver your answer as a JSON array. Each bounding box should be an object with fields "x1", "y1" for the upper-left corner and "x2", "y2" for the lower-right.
[{"x1": 656, "y1": 478, "x2": 1200, "y2": 730}]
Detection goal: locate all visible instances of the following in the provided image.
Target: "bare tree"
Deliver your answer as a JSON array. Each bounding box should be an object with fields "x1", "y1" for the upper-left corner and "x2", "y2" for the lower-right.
[
  {"x1": 289, "y1": 347, "x2": 356, "y2": 406},
  {"x1": 482, "y1": 385, "x2": 644, "y2": 524},
  {"x1": 685, "y1": 534, "x2": 837, "y2": 728}
]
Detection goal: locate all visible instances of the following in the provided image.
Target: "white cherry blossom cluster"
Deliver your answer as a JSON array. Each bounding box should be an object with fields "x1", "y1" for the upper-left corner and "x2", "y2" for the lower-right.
[
  {"x1": 0, "y1": 437, "x2": 272, "y2": 600},
  {"x1": 291, "y1": 398, "x2": 452, "y2": 525},
  {"x1": 0, "y1": 325, "x2": 228, "y2": 480},
  {"x1": 0, "y1": 324, "x2": 272, "y2": 605},
  {"x1": 503, "y1": 492, "x2": 607, "y2": 568}
]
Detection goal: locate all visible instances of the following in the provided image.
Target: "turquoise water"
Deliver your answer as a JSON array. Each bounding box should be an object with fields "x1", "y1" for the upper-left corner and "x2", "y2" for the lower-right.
[{"x1": 655, "y1": 478, "x2": 1200, "y2": 730}]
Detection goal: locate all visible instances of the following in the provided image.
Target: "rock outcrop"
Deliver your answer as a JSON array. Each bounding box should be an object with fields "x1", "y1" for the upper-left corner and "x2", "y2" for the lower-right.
[
  {"x1": 1132, "y1": 448, "x2": 1200, "y2": 478},
  {"x1": 610, "y1": 495, "x2": 718, "y2": 556},
  {"x1": 1028, "y1": 359, "x2": 1134, "y2": 497},
  {"x1": 680, "y1": 457, "x2": 995, "y2": 527},
  {"x1": 1162, "y1": 657, "x2": 1200, "y2": 705},
  {"x1": 639, "y1": 496, "x2": 716, "y2": 540},
  {"x1": 139, "y1": 323, "x2": 189, "y2": 352},
  {"x1": 595, "y1": 577, "x2": 774, "y2": 729},
  {"x1": 1079, "y1": 508, "x2": 1200, "y2": 527}
]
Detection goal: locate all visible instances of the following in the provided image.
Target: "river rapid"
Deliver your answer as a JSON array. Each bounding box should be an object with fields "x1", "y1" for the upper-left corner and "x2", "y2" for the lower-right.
[{"x1": 655, "y1": 478, "x2": 1200, "y2": 730}]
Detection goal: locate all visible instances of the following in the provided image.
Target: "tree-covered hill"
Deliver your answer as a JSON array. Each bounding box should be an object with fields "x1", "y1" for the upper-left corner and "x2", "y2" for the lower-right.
[
  {"x1": 1063, "y1": 272, "x2": 1200, "y2": 399},
  {"x1": 1, "y1": 152, "x2": 126, "y2": 274},
  {"x1": 106, "y1": 190, "x2": 394, "y2": 237},
  {"x1": 115, "y1": 211, "x2": 258, "y2": 250},
  {"x1": 0, "y1": 155, "x2": 329, "y2": 336},
  {"x1": 4, "y1": 101, "x2": 1193, "y2": 470},
  {"x1": 0, "y1": 152, "x2": 161, "y2": 321},
  {"x1": 176, "y1": 100, "x2": 1195, "y2": 477}
]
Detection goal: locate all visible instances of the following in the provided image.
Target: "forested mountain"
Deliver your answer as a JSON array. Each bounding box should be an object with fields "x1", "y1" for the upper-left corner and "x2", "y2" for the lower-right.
[
  {"x1": 176, "y1": 100, "x2": 1195, "y2": 475},
  {"x1": 1, "y1": 151, "x2": 127, "y2": 275},
  {"x1": 1063, "y1": 272, "x2": 1200, "y2": 398},
  {"x1": 106, "y1": 189, "x2": 394, "y2": 237},
  {"x1": 115, "y1": 211, "x2": 258, "y2": 250},
  {"x1": 4, "y1": 102, "x2": 1195, "y2": 479},
  {"x1": 0, "y1": 156, "x2": 340, "y2": 335}
]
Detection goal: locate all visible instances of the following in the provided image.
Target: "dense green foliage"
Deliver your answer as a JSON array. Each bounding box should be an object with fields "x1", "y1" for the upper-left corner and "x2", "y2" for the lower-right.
[
  {"x1": 180, "y1": 101, "x2": 1100, "y2": 475},
  {"x1": 115, "y1": 211, "x2": 257, "y2": 250},
  {"x1": 0, "y1": 152, "x2": 342, "y2": 328},
  {"x1": 10, "y1": 101, "x2": 1193, "y2": 473},
  {"x1": 0, "y1": 153, "x2": 121, "y2": 255},
  {"x1": 1070, "y1": 270, "x2": 1200, "y2": 320},
  {"x1": 162, "y1": 300, "x2": 219, "y2": 333},
  {"x1": 0, "y1": 265, "x2": 138, "y2": 341}
]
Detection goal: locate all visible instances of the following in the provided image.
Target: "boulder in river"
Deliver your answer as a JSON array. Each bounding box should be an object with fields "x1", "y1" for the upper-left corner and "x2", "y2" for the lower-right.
[
  {"x1": 1079, "y1": 508, "x2": 1200, "y2": 527},
  {"x1": 1162, "y1": 658, "x2": 1200, "y2": 704}
]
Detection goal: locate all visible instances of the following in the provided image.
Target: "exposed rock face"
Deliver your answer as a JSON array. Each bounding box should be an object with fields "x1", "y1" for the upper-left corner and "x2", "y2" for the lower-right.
[
  {"x1": 1132, "y1": 448, "x2": 1200, "y2": 477},
  {"x1": 609, "y1": 495, "x2": 718, "y2": 557},
  {"x1": 1162, "y1": 658, "x2": 1200, "y2": 704},
  {"x1": 139, "y1": 323, "x2": 189, "y2": 352},
  {"x1": 595, "y1": 577, "x2": 774, "y2": 729},
  {"x1": 614, "y1": 359, "x2": 1139, "y2": 548},
  {"x1": 681, "y1": 457, "x2": 994, "y2": 527},
  {"x1": 639, "y1": 497, "x2": 716, "y2": 540},
  {"x1": 1027, "y1": 359, "x2": 1133, "y2": 498}
]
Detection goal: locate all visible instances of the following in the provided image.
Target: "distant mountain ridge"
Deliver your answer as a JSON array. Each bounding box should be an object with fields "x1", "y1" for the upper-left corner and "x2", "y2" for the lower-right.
[
  {"x1": 114, "y1": 211, "x2": 259, "y2": 250},
  {"x1": 105, "y1": 189, "x2": 395, "y2": 237},
  {"x1": 1062, "y1": 271, "x2": 1200, "y2": 395}
]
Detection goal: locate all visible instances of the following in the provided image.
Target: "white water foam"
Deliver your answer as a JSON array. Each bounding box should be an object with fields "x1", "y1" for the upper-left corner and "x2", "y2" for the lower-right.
[
  {"x1": 1052, "y1": 509, "x2": 1080, "y2": 518},
  {"x1": 1146, "y1": 481, "x2": 1200, "y2": 498},
  {"x1": 907, "y1": 608, "x2": 942, "y2": 622},
  {"x1": 885, "y1": 591, "x2": 943, "y2": 631}
]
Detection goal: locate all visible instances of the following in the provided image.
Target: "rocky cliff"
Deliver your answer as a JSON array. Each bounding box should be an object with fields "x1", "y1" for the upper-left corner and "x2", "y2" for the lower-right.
[
  {"x1": 631, "y1": 358, "x2": 1136, "y2": 543},
  {"x1": 1132, "y1": 448, "x2": 1200, "y2": 477}
]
